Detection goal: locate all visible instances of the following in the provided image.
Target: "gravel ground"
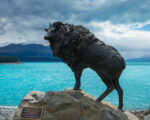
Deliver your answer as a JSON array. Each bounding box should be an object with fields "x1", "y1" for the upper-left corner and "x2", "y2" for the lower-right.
[
  {"x1": 0, "y1": 106, "x2": 17, "y2": 120},
  {"x1": 131, "y1": 110, "x2": 150, "y2": 120}
]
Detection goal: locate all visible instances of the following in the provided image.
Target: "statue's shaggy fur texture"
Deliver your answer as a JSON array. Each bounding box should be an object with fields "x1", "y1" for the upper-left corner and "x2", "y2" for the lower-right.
[{"x1": 44, "y1": 22, "x2": 126, "y2": 110}]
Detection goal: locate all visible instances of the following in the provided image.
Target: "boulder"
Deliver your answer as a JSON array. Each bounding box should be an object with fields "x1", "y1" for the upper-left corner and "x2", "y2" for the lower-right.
[{"x1": 14, "y1": 88, "x2": 139, "y2": 120}]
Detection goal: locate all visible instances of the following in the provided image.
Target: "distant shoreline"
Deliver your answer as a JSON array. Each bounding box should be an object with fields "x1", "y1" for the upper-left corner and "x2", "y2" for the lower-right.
[{"x1": 0, "y1": 62, "x2": 20, "y2": 65}]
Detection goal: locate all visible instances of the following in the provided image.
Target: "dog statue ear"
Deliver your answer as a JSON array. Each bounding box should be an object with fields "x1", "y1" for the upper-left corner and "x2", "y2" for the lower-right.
[
  {"x1": 53, "y1": 22, "x2": 64, "y2": 30},
  {"x1": 45, "y1": 28, "x2": 48, "y2": 32}
]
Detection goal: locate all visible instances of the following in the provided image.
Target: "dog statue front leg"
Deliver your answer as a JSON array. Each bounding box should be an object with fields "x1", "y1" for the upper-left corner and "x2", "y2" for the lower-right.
[{"x1": 73, "y1": 69, "x2": 83, "y2": 90}]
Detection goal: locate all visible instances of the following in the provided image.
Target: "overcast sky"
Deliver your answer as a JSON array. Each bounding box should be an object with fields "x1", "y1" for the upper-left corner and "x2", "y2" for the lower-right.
[{"x1": 0, "y1": 0, "x2": 150, "y2": 59}]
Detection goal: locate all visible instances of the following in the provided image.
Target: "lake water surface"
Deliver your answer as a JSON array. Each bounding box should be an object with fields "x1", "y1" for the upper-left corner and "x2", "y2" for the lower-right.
[{"x1": 0, "y1": 62, "x2": 150, "y2": 110}]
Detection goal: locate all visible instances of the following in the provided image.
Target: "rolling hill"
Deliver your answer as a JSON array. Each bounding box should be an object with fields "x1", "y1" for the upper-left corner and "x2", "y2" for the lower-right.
[{"x1": 0, "y1": 44, "x2": 60, "y2": 62}]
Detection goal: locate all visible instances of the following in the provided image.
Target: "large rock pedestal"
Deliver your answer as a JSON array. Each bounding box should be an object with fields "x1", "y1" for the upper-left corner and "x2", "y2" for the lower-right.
[{"x1": 14, "y1": 88, "x2": 139, "y2": 120}]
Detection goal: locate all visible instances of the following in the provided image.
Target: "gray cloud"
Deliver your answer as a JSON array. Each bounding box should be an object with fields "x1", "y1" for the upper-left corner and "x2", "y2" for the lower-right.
[
  {"x1": 0, "y1": 0, "x2": 150, "y2": 33},
  {"x1": 1, "y1": 0, "x2": 150, "y2": 23},
  {"x1": 0, "y1": 0, "x2": 150, "y2": 59},
  {"x1": 69, "y1": 0, "x2": 150, "y2": 24}
]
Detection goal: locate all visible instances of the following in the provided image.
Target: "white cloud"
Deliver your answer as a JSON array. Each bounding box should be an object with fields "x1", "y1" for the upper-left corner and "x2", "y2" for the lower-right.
[
  {"x1": 87, "y1": 21, "x2": 150, "y2": 59},
  {"x1": 0, "y1": 30, "x2": 48, "y2": 47},
  {"x1": 120, "y1": 50, "x2": 150, "y2": 59},
  {"x1": 0, "y1": 16, "x2": 52, "y2": 46}
]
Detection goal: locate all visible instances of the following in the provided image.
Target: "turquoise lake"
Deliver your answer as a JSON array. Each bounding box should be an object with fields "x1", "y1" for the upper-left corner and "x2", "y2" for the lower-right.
[{"x1": 0, "y1": 62, "x2": 150, "y2": 110}]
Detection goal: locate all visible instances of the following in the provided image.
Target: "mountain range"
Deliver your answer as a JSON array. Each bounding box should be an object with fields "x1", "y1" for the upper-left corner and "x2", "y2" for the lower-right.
[
  {"x1": 0, "y1": 44, "x2": 60, "y2": 62},
  {"x1": 126, "y1": 57, "x2": 150, "y2": 62}
]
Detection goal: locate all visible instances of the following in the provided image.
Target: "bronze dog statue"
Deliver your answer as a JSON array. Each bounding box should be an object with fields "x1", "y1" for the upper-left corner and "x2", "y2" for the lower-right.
[{"x1": 44, "y1": 21, "x2": 126, "y2": 110}]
